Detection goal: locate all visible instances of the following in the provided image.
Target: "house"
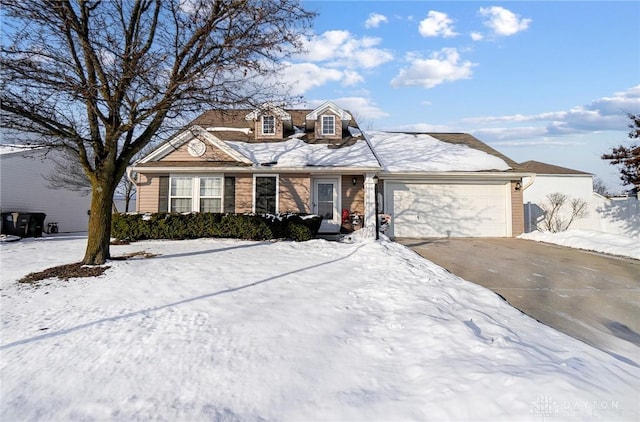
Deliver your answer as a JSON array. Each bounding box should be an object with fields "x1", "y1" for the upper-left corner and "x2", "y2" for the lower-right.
[
  {"x1": 130, "y1": 102, "x2": 381, "y2": 234},
  {"x1": 130, "y1": 102, "x2": 531, "y2": 239},
  {"x1": 0, "y1": 146, "x2": 91, "y2": 233},
  {"x1": 521, "y1": 160, "x2": 639, "y2": 238}
]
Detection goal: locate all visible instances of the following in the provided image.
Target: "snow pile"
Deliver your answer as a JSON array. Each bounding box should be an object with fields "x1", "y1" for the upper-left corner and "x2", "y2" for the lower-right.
[
  {"x1": 1, "y1": 236, "x2": 638, "y2": 420},
  {"x1": 227, "y1": 137, "x2": 379, "y2": 168},
  {"x1": 519, "y1": 230, "x2": 640, "y2": 260},
  {"x1": 366, "y1": 131, "x2": 511, "y2": 172}
]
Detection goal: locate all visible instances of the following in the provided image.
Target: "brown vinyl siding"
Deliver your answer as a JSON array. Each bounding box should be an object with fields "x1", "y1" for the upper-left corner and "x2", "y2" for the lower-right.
[
  {"x1": 136, "y1": 173, "x2": 163, "y2": 212},
  {"x1": 511, "y1": 180, "x2": 524, "y2": 236},
  {"x1": 163, "y1": 140, "x2": 239, "y2": 162},
  {"x1": 315, "y1": 110, "x2": 343, "y2": 140},
  {"x1": 255, "y1": 115, "x2": 285, "y2": 140},
  {"x1": 341, "y1": 175, "x2": 365, "y2": 217},
  {"x1": 279, "y1": 174, "x2": 311, "y2": 213},
  {"x1": 229, "y1": 173, "x2": 253, "y2": 213}
]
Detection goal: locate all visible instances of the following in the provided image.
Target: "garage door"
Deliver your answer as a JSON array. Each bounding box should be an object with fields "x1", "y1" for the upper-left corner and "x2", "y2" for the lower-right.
[{"x1": 386, "y1": 182, "x2": 510, "y2": 238}]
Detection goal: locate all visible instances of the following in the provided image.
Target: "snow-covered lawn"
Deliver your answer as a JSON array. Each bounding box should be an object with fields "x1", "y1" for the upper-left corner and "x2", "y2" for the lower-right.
[
  {"x1": 519, "y1": 230, "x2": 640, "y2": 260},
  {"x1": 1, "y1": 235, "x2": 638, "y2": 421}
]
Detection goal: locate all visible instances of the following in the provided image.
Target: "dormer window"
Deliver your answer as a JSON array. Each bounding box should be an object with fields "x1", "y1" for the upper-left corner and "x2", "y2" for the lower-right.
[
  {"x1": 262, "y1": 115, "x2": 275, "y2": 135},
  {"x1": 321, "y1": 115, "x2": 335, "y2": 136}
]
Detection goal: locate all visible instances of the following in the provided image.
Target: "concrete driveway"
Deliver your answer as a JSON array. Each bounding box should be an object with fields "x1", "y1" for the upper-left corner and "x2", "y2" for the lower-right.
[{"x1": 397, "y1": 238, "x2": 640, "y2": 367}]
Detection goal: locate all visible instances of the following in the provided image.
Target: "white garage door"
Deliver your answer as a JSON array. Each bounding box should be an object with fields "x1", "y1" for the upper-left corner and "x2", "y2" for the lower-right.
[{"x1": 387, "y1": 182, "x2": 510, "y2": 238}]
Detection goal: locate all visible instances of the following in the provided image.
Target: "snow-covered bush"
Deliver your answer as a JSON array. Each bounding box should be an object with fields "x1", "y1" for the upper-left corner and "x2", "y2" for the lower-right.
[{"x1": 111, "y1": 212, "x2": 322, "y2": 242}]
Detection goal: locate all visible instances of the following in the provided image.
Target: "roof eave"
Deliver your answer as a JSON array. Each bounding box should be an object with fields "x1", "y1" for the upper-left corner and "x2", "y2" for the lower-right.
[{"x1": 130, "y1": 165, "x2": 382, "y2": 174}]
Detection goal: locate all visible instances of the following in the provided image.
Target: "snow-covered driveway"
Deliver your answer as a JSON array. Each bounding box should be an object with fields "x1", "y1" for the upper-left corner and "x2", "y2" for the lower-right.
[
  {"x1": 399, "y1": 237, "x2": 640, "y2": 368},
  {"x1": 1, "y1": 235, "x2": 638, "y2": 421}
]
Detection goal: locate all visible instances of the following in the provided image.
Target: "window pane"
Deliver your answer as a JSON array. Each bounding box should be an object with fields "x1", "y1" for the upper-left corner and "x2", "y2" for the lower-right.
[
  {"x1": 255, "y1": 176, "x2": 276, "y2": 214},
  {"x1": 171, "y1": 177, "x2": 192, "y2": 196},
  {"x1": 322, "y1": 115, "x2": 334, "y2": 135},
  {"x1": 200, "y1": 198, "x2": 222, "y2": 213},
  {"x1": 200, "y1": 177, "x2": 222, "y2": 197},
  {"x1": 171, "y1": 198, "x2": 192, "y2": 213},
  {"x1": 318, "y1": 183, "x2": 333, "y2": 201},
  {"x1": 318, "y1": 202, "x2": 333, "y2": 219},
  {"x1": 263, "y1": 116, "x2": 275, "y2": 134}
]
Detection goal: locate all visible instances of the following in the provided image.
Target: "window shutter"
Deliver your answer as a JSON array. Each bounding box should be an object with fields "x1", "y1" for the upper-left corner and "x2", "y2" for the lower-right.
[
  {"x1": 158, "y1": 176, "x2": 169, "y2": 212},
  {"x1": 224, "y1": 176, "x2": 236, "y2": 213}
]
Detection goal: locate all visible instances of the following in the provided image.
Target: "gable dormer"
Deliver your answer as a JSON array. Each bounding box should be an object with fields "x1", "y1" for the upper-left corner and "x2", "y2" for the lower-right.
[
  {"x1": 305, "y1": 101, "x2": 352, "y2": 140},
  {"x1": 245, "y1": 102, "x2": 292, "y2": 140}
]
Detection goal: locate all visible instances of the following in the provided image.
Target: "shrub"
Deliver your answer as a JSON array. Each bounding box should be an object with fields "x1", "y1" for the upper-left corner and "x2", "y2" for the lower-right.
[{"x1": 111, "y1": 212, "x2": 322, "y2": 242}]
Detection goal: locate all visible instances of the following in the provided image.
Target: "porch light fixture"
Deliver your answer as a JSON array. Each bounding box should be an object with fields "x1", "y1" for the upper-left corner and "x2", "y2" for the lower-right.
[
  {"x1": 515, "y1": 181, "x2": 522, "y2": 191},
  {"x1": 352, "y1": 177, "x2": 357, "y2": 186}
]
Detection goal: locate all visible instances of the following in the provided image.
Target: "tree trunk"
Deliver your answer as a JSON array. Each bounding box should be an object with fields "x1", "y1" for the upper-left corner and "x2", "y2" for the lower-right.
[{"x1": 83, "y1": 179, "x2": 117, "y2": 265}]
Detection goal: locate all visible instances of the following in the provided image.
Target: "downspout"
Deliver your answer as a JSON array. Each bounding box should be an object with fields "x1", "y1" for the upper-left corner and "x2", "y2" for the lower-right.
[{"x1": 522, "y1": 173, "x2": 536, "y2": 190}]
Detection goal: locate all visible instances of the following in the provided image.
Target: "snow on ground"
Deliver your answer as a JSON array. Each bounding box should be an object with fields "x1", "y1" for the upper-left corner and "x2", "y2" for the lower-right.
[
  {"x1": 519, "y1": 230, "x2": 640, "y2": 260},
  {"x1": 1, "y1": 235, "x2": 638, "y2": 421},
  {"x1": 366, "y1": 131, "x2": 511, "y2": 172}
]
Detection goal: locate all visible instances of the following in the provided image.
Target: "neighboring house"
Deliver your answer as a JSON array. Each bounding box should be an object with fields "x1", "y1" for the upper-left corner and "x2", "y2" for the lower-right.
[
  {"x1": 130, "y1": 102, "x2": 530, "y2": 238},
  {"x1": 0, "y1": 146, "x2": 91, "y2": 233},
  {"x1": 521, "y1": 160, "x2": 639, "y2": 239}
]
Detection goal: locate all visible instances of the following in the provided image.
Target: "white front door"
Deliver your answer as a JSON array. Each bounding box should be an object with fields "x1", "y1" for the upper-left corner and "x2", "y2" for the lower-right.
[{"x1": 313, "y1": 178, "x2": 340, "y2": 233}]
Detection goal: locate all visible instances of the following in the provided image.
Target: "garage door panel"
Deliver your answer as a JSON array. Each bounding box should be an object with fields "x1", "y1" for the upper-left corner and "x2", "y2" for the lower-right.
[{"x1": 388, "y1": 182, "x2": 508, "y2": 238}]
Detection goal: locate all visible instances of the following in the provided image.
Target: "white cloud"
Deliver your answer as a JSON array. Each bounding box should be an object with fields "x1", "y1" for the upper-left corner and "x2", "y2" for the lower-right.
[
  {"x1": 365, "y1": 13, "x2": 388, "y2": 29},
  {"x1": 479, "y1": 6, "x2": 531, "y2": 36},
  {"x1": 470, "y1": 32, "x2": 484, "y2": 41},
  {"x1": 341, "y1": 70, "x2": 365, "y2": 86},
  {"x1": 460, "y1": 86, "x2": 640, "y2": 141},
  {"x1": 419, "y1": 11, "x2": 458, "y2": 38},
  {"x1": 390, "y1": 122, "x2": 455, "y2": 132},
  {"x1": 298, "y1": 30, "x2": 393, "y2": 69},
  {"x1": 279, "y1": 63, "x2": 344, "y2": 96},
  {"x1": 390, "y1": 48, "x2": 475, "y2": 88},
  {"x1": 306, "y1": 97, "x2": 389, "y2": 121}
]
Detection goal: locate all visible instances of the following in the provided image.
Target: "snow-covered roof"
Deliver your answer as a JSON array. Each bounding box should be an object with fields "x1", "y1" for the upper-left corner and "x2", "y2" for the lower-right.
[
  {"x1": 226, "y1": 132, "x2": 380, "y2": 168},
  {"x1": 366, "y1": 131, "x2": 512, "y2": 172},
  {"x1": 245, "y1": 103, "x2": 292, "y2": 121},
  {"x1": 0, "y1": 145, "x2": 46, "y2": 156}
]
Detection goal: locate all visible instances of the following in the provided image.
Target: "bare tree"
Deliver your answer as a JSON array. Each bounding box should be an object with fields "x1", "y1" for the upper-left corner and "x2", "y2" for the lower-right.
[
  {"x1": 592, "y1": 177, "x2": 609, "y2": 197},
  {"x1": 1, "y1": 0, "x2": 314, "y2": 264},
  {"x1": 540, "y1": 193, "x2": 589, "y2": 233}
]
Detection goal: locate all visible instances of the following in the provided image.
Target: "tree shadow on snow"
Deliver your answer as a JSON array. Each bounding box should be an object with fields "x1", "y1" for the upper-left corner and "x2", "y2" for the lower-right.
[{"x1": 1, "y1": 244, "x2": 366, "y2": 351}]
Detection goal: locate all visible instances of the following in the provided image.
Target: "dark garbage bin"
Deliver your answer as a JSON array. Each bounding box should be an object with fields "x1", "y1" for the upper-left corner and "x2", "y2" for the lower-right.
[
  {"x1": 14, "y1": 213, "x2": 47, "y2": 238},
  {"x1": 1, "y1": 212, "x2": 20, "y2": 236}
]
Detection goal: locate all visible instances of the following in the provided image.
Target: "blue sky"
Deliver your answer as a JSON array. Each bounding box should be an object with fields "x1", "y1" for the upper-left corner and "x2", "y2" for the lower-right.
[{"x1": 286, "y1": 1, "x2": 640, "y2": 192}]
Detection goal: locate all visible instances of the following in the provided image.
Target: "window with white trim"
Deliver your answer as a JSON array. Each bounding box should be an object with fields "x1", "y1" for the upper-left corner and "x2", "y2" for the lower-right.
[
  {"x1": 321, "y1": 115, "x2": 335, "y2": 136},
  {"x1": 262, "y1": 115, "x2": 275, "y2": 135},
  {"x1": 170, "y1": 177, "x2": 193, "y2": 212},
  {"x1": 254, "y1": 175, "x2": 278, "y2": 214},
  {"x1": 169, "y1": 175, "x2": 224, "y2": 213},
  {"x1": 199, "y1": 177, "x2": 223, "y2": 212}
]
